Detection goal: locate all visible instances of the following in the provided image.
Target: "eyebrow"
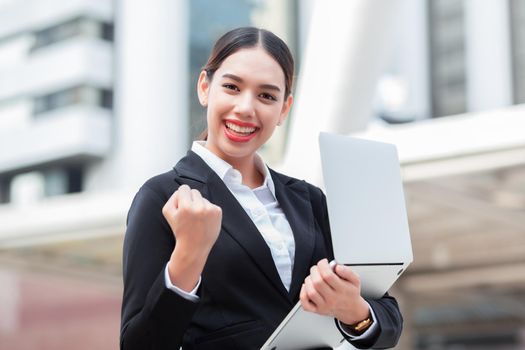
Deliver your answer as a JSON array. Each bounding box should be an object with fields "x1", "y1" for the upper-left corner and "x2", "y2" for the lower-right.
[{"x1": 222, "y1": 73, "x2": 281, "y2": 92}]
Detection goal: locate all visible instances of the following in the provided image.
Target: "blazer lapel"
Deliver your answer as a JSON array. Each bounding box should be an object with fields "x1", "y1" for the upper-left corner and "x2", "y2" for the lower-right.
[
  {"x1": 270, "y1": 170, "x2": 316, "y2": 301},
  {"x1": 173, "y1": 151, "x2": 290, "y2": 301}
]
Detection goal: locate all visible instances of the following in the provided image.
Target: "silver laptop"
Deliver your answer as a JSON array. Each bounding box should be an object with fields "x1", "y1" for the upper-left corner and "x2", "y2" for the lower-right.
[{"x1": 260, "y1": 132, "x2": 413, "y2": 350}]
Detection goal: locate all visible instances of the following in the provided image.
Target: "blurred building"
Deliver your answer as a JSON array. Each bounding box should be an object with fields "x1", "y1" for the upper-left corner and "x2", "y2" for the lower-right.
[
  {"x1": 0, "y1": 0, "x2": 524, "y2": 349},
  {"x1": 0, "y1": 0, "x2": 114, "y2": 205}
]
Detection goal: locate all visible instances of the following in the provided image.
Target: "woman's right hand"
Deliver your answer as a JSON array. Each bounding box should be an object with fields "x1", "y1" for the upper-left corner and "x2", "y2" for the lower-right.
[{"x1": 162, "y1": 184, "x2": 222, "y2": 292}]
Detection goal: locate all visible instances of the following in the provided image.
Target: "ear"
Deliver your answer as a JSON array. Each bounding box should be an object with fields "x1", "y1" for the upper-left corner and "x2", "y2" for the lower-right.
[
  {"x1": 197, "y1": 70, "x2": 210, "y2": 107},
  {"x1": 278, "y1": 94, "x2": 293, "y2": 125}
]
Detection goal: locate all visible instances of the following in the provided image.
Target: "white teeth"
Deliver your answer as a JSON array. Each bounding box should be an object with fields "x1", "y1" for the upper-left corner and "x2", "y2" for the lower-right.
[{"x1": 225, "y1": 121, "x2": 256, "y2": 134}]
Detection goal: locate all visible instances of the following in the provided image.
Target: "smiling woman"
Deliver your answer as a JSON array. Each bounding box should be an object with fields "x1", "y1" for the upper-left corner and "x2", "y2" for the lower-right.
[
  {"x1": 196, "y1": 44, "x2": 293, "y2": 175},
  {"x1": 120, "y1": 27, "x2": 403, "y2": 350}
]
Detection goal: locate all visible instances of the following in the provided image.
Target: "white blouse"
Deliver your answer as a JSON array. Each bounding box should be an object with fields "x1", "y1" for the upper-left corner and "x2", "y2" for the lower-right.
[{"x1": 163, "y1": 141, "x2": 377, "y2": 339}]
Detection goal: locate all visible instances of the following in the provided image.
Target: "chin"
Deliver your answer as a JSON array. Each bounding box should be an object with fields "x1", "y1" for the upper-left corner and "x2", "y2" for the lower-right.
[{"x1": 219, "y1": 141, "x2": 257, "y2": 159}]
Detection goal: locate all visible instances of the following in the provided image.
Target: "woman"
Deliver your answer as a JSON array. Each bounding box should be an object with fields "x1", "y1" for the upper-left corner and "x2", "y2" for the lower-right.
[{"x1": 120, "y1": 27, "x2": 402, "y2": 350}]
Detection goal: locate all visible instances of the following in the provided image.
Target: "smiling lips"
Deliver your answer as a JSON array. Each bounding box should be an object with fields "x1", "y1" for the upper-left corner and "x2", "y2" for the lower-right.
[{"x1": 224, "y1": 120, "x2": 259, "y2": 142}]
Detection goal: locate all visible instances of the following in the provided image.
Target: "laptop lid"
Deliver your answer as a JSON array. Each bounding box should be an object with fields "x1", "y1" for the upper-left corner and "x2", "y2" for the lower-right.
[
  {"x1": 260, "y1": 133, "x2": 414, "y2": 349},
  {"x1": 319, "y1": 132, "x2": 413, "y2": 265}
]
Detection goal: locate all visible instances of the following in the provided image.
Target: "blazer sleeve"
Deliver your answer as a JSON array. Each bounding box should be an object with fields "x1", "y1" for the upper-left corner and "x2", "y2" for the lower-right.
[
  {"x1": 120, "y1": 184, "x2": 200, "y2": 350},
  {"x1": 312, "y1": 186, "x2": 404, "y2": 349}
]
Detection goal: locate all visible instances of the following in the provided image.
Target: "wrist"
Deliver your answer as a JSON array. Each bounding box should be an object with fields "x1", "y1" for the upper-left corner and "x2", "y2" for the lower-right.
[
  {"x1": 339, "y1": 297, "x2": 370, "y2": 325},
  {"x1": 173, "y1": 240, "x2": 211, "y2": 263},
  {"x1": 341, "y1": 316, "x2": 374, "y2": 336},
  {"x1": 168, "y1": 245, "x2": 208, "y2": 292},
  {"x1": 355, "y1": 297, "x2": 371, "y2": 321}
]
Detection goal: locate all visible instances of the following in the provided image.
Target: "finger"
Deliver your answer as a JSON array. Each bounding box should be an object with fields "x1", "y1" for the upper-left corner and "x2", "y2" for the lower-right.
[
  {"x1": 310, "y1": 265, "x2": 336, "y2": 299},
  {"x1": 164, "y1": 188, "x2": 180, "y2": 211},
  {"x1": 300, "y1": 284, "x2": 317, "y2": 312},
  {"x1": 190, "y1": 188, "x2": 203, "y2": 201},
  {"x1": 176, "y1": 185, "x2": 193, "y2": 208},
  {"x1": 304, "y1": 276, "x2": 325, "y2": 307},
  {"x1": 163, "y1": 186, "x2": 186, "y2": 217},
  {"x1": 203, "y1": 198, "x2": 221, "y2": 213},
  {"x1": 190, "y1": 189, "x2": 205, "y2": 209},
  {"x1": 335, "y1": 265, "x2": 361, "y2": 286},
  {"x1": 202, "y1": 196, "x2": 214, "y2": 207},
  {"x1": 316, "y1": 259, "x2": 341, "y2": 290},
  {"x1": 178, "y1": 184, "x2": 191, "y2": 193}
]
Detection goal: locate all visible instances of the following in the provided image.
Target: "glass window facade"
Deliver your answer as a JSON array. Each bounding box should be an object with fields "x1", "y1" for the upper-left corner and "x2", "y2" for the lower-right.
[
  {"x1": 428, "y1": 0, "x2": 467, "y2": 117},
  {"x1": 31, "y1": 17, "x2": 114, "y2": 52},
  {"x1": 33, "y1": 86, "x2": 113, "y2": 115},
  {"x1": 510, "y1": 0, "x2": 525, "y2": 104}
]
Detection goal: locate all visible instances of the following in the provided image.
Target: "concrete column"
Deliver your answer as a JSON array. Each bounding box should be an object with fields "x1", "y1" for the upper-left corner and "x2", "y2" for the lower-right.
[
  {"x1": 464, "y1": 0, "x2": 513, "y2": 111},
  {"x1": 281, "y1": 0, "x2": 403, "y2": 185},
  {"x1": 0, "y1": 270, "x2": 19, "y2": 333},
  {"x1": 378, "y1": 0, "x2": 430, "y2": 122},
  {"x1": 297, "y1": 0, "x2": 316, "y2": 55},
  {"x1": 86, "y1": 0, "x2": 189, "y2": 192}
]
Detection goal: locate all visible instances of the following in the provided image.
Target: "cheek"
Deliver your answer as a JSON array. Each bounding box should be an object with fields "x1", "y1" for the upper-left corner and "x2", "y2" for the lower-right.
[
  {"x1": 206, "y1": 100, "x2": 225, "y2": 123},
  {"x1": 205, "y1": 111, "x2": 221, "y2": 136},
  {"x1": 262, "y1": 106, "x2": 284, "y2": 126},
  {"x1": 207, "y1": 94, "x2": 231, "y2": 116}
]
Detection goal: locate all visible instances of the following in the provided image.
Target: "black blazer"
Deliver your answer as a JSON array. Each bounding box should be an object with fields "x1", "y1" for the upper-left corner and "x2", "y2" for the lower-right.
[{"x1": 120, "y1": 151, "x2": 402, "y2": 350}]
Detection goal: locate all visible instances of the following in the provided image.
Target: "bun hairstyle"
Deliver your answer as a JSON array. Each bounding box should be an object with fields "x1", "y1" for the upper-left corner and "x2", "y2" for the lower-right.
[{"x1": 198, "y1": 27, "x2": 295, "y2": 140}]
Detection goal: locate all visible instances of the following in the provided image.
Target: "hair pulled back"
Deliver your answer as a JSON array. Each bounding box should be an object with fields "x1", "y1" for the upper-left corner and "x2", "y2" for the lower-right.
[{"x1": 203, "y1": 27, "x2": 294, "y2": 98}]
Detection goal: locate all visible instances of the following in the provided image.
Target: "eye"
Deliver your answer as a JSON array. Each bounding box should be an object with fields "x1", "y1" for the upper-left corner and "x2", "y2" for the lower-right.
[
  {"x1": 259, "y1": 92, "x2": 277, "y2": 101},
  {"x1": 222, "y1": 83, "x2": 239, "y2": 92}
]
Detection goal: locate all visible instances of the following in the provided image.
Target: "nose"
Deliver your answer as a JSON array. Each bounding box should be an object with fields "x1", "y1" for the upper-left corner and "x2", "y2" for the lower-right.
[{"x1": 234, "y1": 92, "x2": 255, "y2": 118}]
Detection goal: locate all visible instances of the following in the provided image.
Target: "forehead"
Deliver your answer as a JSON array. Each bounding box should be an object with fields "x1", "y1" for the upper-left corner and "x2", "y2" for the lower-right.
[{"x1": 215, "y1": 47, "x2": 285, "y2": 87}]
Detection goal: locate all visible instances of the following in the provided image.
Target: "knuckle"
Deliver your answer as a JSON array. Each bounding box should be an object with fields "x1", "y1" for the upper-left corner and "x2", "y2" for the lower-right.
[
  {"x1": 306, "y1": 289, "x2": 317, "y2": 299},
  {"x1": 162, "y1": 203, "x2": 174, "y2": 217},
  {"x1": 177, "y1": 205, "x2": 190, "y2": 215},
  {"x1": 299, "y1": 297, "x2": 308, "y2": 307},
  {"x1": 312, "y1": 278, "x2": 324, "y2": 289},
  {"x1": 348, "y1": 270, "x2": 360, "y2": 282},
  {"x1": 326, "y1": 274, "x2": 338, "y2": 285},
  {"x1": 302, "y1": 303, "x2": 313, "y2": 312},
  {"x1": 201, "y1": 206, "x2": 212, "y2": 216},
  {"x1": 212, "y1": 205, "x2": 222, "y2": 216},
  {"x1": 161, "y1": 204, "x2": 169, "y2": 216},
  {"x1": 304, "y1": 282, "x2": 314, "y2": 293},
  {"x1": 322, "y1": 270, "x2": 337, "y2": 284},
  {"x1": 319, "y1": 268, "x2": 331, "y2": 280}
]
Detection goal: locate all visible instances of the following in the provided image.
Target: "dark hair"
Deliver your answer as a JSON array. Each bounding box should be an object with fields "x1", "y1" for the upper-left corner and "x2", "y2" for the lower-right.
[
  {"x1": 198, "y1": 27, "x2": 295, "y2": 141},
  {"x1": 204, "y1": 27, "x2": 294, "y2": 98}
]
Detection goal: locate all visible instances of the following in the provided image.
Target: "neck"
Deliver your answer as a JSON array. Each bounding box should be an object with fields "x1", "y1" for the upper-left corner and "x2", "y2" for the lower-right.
[
  {"x1": 228, "y1": 155, "x2": 264, "y2": 189},
  {"x1": 204, "y1": 143, "x2": 264, "y2": 189}
]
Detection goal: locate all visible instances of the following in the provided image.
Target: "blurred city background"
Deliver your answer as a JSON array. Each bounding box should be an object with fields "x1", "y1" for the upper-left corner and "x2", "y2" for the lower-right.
[{"x1": 0, "y1": 0, "x2": 524, "y2": 349}]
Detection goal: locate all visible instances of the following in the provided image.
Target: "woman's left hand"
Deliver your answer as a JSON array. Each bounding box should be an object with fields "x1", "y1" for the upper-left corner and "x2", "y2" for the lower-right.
[{"x1": 300, "y1": 258, "x2": 370, "y2": 325}]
